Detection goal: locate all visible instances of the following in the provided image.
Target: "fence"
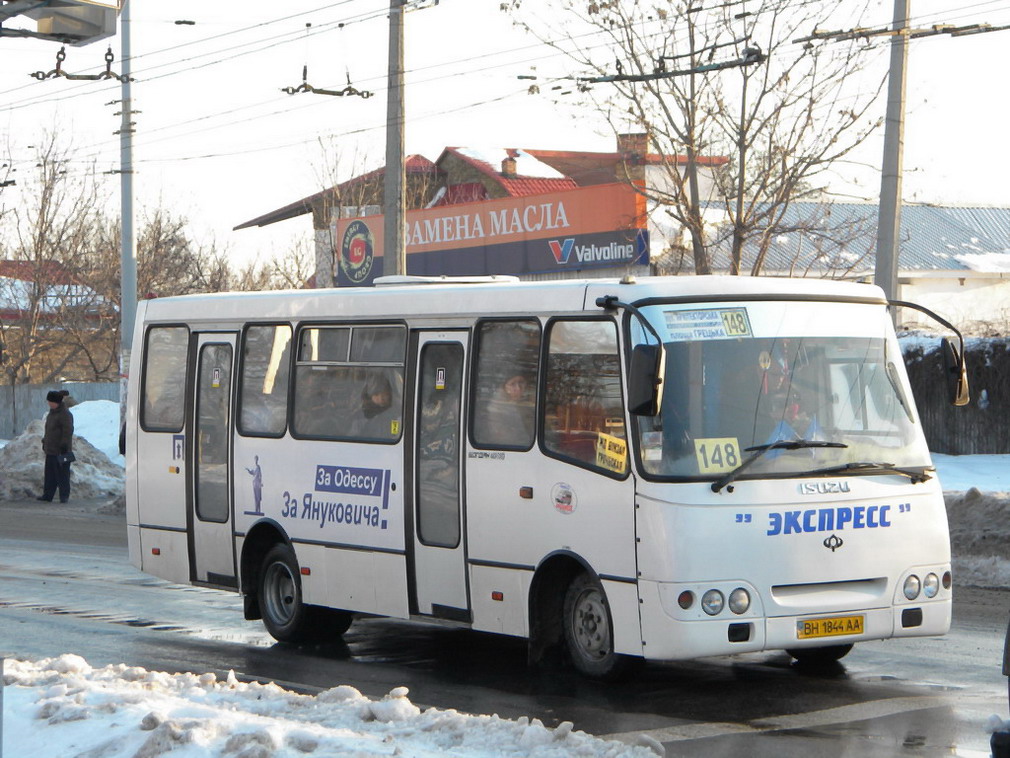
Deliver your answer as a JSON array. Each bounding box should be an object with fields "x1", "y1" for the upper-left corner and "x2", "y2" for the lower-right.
[
  {"x1": 0, "y1": 383, "x2": 120, "y2": 440},
  {"x1": 903, "y1": 338, "x2": 1009, "y2": 455}
]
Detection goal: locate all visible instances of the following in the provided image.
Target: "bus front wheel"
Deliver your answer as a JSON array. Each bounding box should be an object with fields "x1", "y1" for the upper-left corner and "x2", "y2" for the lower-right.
[
  {"x1": 562, "y1": 573, "x2": 631, "y2": 680},
  {"x1": 259, "y1": 543, "x2": 320, "y2": 643},
  {"x1": 787, "y1": 643, "x2": 853, "y2": 665}
]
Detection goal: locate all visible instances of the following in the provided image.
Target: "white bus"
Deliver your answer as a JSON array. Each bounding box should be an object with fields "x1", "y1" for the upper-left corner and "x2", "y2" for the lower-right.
[{"x1": 125, "y1": 275, "x2": 968, "y2": 679}]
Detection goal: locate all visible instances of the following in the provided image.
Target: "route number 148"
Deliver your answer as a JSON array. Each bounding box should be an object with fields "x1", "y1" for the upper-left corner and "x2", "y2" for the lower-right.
[{"x1": 693, "y1": 437, "x2": 741, "y2": 474}]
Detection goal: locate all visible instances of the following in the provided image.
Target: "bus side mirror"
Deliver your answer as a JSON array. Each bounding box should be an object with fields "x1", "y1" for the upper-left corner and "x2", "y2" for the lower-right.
[
  {"x1": 941, "y1": 337, "x2": 970, "y2": 407},
  {"x1": 628, "y1": 343, "x2": 665, "y2": 416}
]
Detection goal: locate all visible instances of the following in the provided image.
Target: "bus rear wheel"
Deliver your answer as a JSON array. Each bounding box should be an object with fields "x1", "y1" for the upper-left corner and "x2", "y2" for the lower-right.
[
  {"x1": 258, "y1": 543, "x2": 326, "y2": 643},
  {"x1": 787, "y1": 643, "x2": 853, "y2": 665},
  {"x1": 562, "y1": 573, "x2": 631, "y2": 680}
]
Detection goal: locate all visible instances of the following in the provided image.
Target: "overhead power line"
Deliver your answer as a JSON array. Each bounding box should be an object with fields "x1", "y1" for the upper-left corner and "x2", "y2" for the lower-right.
[
  {"x1": 795, "y1": 20, "x2": 1010, "y2": 44},
  {"x1": 795, "y1": 1, "x2": 1010, "y2": 307}
]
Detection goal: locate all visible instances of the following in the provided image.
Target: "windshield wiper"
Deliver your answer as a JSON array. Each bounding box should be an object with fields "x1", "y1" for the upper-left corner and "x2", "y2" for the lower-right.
[
  {"x1": 711, "y1": 439, "x2": 848, "y2": 493},
  {"x1": 803, "y1": 461, "x2": 933, "y2": 483}
]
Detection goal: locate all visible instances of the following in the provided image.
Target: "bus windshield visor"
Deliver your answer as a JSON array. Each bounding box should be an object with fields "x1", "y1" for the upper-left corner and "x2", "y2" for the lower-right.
[{"x1": 633, "y1": 300, "x2": 930, "y2": 480}]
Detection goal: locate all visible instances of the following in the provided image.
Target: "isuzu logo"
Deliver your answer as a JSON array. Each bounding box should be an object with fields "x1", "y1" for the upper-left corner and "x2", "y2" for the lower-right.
[{"x1": 799, "y1": 481, "x2": 851, "y2": 495}]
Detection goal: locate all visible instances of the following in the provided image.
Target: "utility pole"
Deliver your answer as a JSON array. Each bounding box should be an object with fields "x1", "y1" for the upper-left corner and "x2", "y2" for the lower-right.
[
  {"x1": 119, "y1": 0, "x2": 137, "y2": 411},
  {"x1": 798, "y1": 10, "x2": 1010, "y2": 311},
  {"x1": 874, "y1": 0, "x2": 909, "y2": 315},
  {"x1": 383, "y1": 0, "x2": 406, "y2": 276}
]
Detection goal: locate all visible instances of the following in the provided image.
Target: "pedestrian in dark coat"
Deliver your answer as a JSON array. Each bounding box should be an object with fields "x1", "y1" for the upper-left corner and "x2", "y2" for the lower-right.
[{"x1": 39, "y1": 389, "x2": 74, "y2": 503}]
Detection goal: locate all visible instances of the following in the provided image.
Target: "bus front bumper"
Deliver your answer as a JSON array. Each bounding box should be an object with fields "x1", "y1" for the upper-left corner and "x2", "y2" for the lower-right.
[{"x1": 639, "y1": 585, "x2": 951, "y2": 661}]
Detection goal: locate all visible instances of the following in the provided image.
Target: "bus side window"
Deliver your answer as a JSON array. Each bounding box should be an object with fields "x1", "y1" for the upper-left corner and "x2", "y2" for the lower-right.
[
  {"x1": 293, "y1": 365, "x2": 355, "y2": 437},
  {"x1": 471, "y1": 319, "x2": 540, "y2": 450},
  {"x1": 542, "y1": 320, "x2": 627, "y2": 476},
  {"x1": 238, "y1": 324, "x2": 292, "y2": 437},
  {"x1": 291, "y1": 325, "x2": 405, "y2": 443},
  {"x1": 142, "y1": 326, "x2": 189, "y2": 432}
]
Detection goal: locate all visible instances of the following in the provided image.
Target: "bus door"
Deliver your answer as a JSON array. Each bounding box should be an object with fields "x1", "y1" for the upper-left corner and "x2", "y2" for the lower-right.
[
  {"x1": 409, "y1": 331, "x2": 470, "y2": 620},
  {"x1": 188, "y1": 333, "x2": 238, "y2": 588}
]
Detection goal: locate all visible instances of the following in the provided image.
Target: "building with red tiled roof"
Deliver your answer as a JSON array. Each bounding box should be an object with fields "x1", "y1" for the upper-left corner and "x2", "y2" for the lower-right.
[{"x1": 430, "y1": 147, "x2": 579, "y2": 205}]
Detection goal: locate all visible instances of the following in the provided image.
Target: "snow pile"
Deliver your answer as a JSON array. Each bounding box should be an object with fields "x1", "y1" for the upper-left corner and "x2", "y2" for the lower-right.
[
  {"x1": 69, "y1": 399, "x2": 126, "y2": 466},
  {"x1": 1, "y1": 655, "x2": 662, "y2": 758},
  {"x1": 0, "y1": 403, "x2": 124, "y2": 500},
  {"x1": 945, "y1": 486, "x2": 1010, "y2": 589}
]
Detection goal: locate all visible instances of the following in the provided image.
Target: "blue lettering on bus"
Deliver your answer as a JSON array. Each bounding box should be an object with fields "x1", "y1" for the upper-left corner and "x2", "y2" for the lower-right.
[
  {"x1": 277, "y1": 467, "x2": 391, "y2": 531},
  {"x1": 766, "y1": 504, "x2": 896, "y2": 536},
  {"x1": 294, "y1": 493, "x2": 383, "y2": 529},
  {"x1": 315, "y1": 465, "x2": 384, "y2": 497}
]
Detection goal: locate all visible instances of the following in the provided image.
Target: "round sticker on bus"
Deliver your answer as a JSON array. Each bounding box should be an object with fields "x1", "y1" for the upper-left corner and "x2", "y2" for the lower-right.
[{"x1": 551, "y1": 482, "x2": 577, "y2": 514}]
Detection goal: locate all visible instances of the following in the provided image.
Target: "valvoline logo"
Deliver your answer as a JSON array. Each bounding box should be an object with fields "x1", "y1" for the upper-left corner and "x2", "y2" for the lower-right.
[{"x1": 549, "y1": 238, "x2": 575, "y2": 264}]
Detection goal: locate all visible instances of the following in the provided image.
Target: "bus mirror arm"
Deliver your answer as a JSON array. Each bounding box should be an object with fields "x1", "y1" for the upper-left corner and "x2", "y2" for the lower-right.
[
  {"x1": 596, "y1": 295, "x2": 666, "y2": 416},
  {"x1": 889, "y1": 300, "x2": 970, "y2": 407}
]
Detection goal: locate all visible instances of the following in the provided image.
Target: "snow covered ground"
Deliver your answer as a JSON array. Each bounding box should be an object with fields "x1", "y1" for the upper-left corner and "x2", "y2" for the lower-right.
[
  {"x1": 1, "y1": 655, "x2": 658, "y2": 758},
  {"x1": 1, "y1": 401, "x2": 1008, "y2": 757}
]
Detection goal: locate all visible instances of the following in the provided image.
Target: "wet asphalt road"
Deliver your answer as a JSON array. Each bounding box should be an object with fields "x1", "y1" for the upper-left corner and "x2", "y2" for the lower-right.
[{"x1": 0, "y1": 498, "x2": 1007, "y2": 757}]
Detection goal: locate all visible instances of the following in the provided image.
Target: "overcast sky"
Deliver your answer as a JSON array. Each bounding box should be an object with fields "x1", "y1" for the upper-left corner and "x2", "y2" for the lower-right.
[{"x1": 1, "y1": 0, "x2": 1008, "y2": 269}]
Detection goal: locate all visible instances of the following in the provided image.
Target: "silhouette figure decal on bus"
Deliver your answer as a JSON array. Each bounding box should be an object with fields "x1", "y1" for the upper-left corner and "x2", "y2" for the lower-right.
[{"x1": 244, "y1": 455, "x2": 263, "y2": 516}]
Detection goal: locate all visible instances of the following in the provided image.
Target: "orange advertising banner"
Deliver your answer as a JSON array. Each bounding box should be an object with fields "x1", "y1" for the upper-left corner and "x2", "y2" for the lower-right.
[{"x1": 333, "y1": 182, "x2": 648, "y2": 285}]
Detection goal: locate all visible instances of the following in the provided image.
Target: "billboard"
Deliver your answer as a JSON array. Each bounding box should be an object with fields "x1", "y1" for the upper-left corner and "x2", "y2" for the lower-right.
[{"x1": 332, "y1": 182, "x2": 648, "y2": 286}]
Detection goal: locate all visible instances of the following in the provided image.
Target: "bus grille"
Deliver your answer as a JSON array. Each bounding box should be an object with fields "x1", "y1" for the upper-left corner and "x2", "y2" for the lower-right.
[{"x1": 769, "y1": 578, "x2": 888, "y2": 610}]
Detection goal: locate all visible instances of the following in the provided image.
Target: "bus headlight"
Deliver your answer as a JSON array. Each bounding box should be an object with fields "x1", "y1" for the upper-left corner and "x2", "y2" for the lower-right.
[
  {"x1": 903, "y1": 574, "x2": 921, "y2": 600},
  {"x1": 702, "y1": 589, "x2": 724, "y2": 616},
  {"x1": 923, "y1": 573, "x2": 939, "y2": 598},
  {"x1": 728, "y1": 587, "x2": 750, "y2": 614}
]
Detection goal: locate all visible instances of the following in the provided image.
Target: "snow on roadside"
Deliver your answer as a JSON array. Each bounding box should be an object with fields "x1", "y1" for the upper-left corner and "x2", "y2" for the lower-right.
[
  {"x1": 1, "y1": 655, "x2": 661, "y2": 758},
  {"x1": 934, "y1": 453, "x2": 1010, "y2": 493}
]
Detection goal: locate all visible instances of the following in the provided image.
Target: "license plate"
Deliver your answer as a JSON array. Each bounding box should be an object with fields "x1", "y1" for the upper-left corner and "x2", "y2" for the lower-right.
[{"x1": 796, "y1": 614, "x2": 864, "y2": 639}]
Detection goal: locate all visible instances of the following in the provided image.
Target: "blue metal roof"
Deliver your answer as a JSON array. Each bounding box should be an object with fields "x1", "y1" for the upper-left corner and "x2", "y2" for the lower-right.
[{"x1": 702, "y1": 202, "x2": 1010, "y2": 275}]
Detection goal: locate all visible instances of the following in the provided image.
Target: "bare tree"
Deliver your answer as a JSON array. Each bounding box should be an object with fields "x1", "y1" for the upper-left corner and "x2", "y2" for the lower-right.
[
  {"x1": 502, "y1": 0, "x2": 886, "y2": 276},
  {"x1": 230, "y1": 238, "x2": 315, "y2": 291},
  {"x1": 0, "y1": 141, "x2": 14, "y2": 219},
  {"x1": 0, "y1": 134, "x2": 306, "y2": 384},
  {"x1": 0, "y1": 136, "x2": 110, "y2": 383},
  {"x1": 87, "y1": 207, "x2": 237, "y2": 300},
  {"x1": 73, "y1": 207, "x2": 248, "y2": 381}
]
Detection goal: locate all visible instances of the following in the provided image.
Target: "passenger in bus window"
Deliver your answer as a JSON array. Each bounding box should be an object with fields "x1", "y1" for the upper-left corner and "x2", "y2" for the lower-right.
[
  {"x1": 357, "y1": 372, "x2": 401, "y2": 440},
  {"x1": 481, "y1": 372, "x2": 534, "y2": 447}
]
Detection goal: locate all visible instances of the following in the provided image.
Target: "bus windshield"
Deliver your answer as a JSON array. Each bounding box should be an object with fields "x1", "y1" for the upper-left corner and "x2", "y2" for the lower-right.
[{"x1": 633, "y1": 300, "x2": 931, "y2": 481}]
